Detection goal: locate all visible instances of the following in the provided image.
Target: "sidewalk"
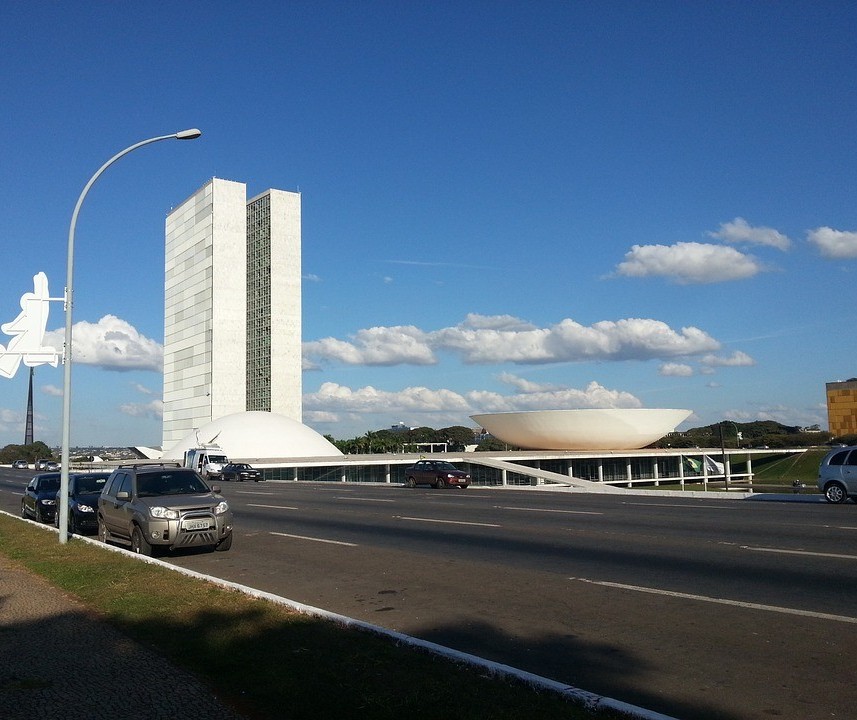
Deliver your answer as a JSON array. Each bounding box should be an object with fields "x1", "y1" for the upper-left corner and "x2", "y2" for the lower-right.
[{"x1": 0, "y1": 555, "x2": 244, "y2": 720}]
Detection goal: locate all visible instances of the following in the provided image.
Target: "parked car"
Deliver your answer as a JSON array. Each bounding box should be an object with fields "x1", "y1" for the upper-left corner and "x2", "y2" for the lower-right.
[
  {"x1": 45, "y1": 461, "x2": 61, "y2": 471},
  {"x1": 53, "y1": 472, "x2": 111, "y2": 535},
  {"x1": 21, "y1": 473, "x2": 61, "y2": 523},
  {"x1": 97, "y1": 464, "x2": 233, "y2": 555},
  {"x1": 12, "y1": 459, "x2": 29, "y2": 469},
  {"x1": 404, "y1": 460, "x2": 471, "y2": 489},
  {"x1": 817, "y1": 445, "x2": 857, "y2": 503},
  {"x1": 221, "y1": 462, "x2": 263, "y2": 482},
  {"x1": 35, "y1": 459, "x2": 50, "y2": 470}
]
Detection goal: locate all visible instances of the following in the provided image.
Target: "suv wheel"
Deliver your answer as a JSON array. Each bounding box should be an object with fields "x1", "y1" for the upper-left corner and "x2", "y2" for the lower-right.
[
  {"x1": 131, "y1": 526, "x2": 154, "y2": 556},
  {"x1": 20, "y1": 502, "x2": 27, "y2": 519},
  {"x1": 215, "y1": 533, "x2": 233, "y2": 552},
  {"x1": 98, "y1": 517, "x2": 109, "y2": 544},
  {"x1": 824, "y1": 482, "x2": 848, "y2": 504}
]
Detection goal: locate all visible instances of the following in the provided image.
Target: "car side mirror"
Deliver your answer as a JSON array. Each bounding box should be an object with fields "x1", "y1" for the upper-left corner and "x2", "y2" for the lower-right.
[
  {"x1": 211, "y1": 485, "x2": 221, "y2": 494},
  {"x1": 116, "y1": 491, "x2": 130, "y2": 501}
]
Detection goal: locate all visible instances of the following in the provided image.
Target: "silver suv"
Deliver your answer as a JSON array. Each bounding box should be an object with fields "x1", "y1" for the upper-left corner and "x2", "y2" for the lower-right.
[
  {"x1": 98, "y1": 464, "x2": 233, "y2": 555},
  {"x1": 817, "y1": 445, "x2": 857, "y2": 503}
]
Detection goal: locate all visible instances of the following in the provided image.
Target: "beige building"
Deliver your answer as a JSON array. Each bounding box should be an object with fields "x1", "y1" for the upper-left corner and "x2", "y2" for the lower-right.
[
  {"x1": 826, "y1": 379, "x2": 857, "y2": 438},
  {"x1": 162, "y1": 178, "x2": 301, "y2": 451}
]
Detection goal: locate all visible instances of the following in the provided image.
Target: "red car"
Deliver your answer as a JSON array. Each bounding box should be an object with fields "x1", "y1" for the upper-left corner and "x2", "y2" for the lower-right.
[{"x1": 405, "y1": 460, "x2": 470, "y2": 489}]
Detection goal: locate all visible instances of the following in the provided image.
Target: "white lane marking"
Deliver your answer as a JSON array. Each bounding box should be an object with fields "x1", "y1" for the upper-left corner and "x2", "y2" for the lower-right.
[
  {"x1": 333, "y1": 496, "x2": 395, "y2": 502},
  {"x1": 741, "y1": 545, "x2": 857, "y2": 561},
  {"x1": 270, "y1": 531, "x2": 357, "y2": 547},
  {"x1": 496, "y1": 506, "x2": 602, "y2": 516},
  {"x1": 823, "y1": 525, "x2": 857, "y2": 531},
  {"x1": 235, "y1": 491, "x2": 276, "y2": 495},
  {"x1": 570, "y1": 577, "x2": 857, "y2": 624},
  {"x1": 623, "y1": 502, "x2": 734, "y2": 509},
  {"x1": 247, "y1": 503, "x2": 299, "y2": 510},
  {"x1": 395, "y1": 515, "x2": 500, "y2": 528}
]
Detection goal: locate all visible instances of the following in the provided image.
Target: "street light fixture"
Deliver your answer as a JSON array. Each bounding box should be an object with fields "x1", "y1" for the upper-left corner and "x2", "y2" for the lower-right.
[{"x1": 58, "y1": 129, "x2": 202, "y2": 544}]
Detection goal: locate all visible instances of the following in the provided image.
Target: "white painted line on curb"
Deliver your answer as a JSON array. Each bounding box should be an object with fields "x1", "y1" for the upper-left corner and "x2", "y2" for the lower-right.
[
  {"x1": 571, "y1": 577, "x2": 857, "y2": 624},
  {"x1": 270, "y1": 531, "x2": 357, "y2": 547},
  {"x1": 394, "y1": 515, "x2": 500, "y2": 528}
]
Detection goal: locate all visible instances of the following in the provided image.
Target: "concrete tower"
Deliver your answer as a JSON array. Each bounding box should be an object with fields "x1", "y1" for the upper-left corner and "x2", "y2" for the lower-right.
[{"x1": 162, "y1": 178, "x2": 301, "y2": 451}]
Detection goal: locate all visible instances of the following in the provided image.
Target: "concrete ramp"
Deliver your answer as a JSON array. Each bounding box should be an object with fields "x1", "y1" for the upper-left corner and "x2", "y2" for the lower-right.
[{"x1": 469, "y1": 456, "x2": 624, "y2": 493}]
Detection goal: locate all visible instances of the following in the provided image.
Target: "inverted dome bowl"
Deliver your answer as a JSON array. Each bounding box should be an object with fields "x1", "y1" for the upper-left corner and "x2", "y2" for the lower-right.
[{"x1": 471, "y1": 408, "x2": 692, "y2": 451}]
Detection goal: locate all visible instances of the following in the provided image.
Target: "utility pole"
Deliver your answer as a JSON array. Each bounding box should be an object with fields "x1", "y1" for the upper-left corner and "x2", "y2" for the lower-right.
[{"x1": 24, "y1": 367, "x2": 34, "y2": 445}]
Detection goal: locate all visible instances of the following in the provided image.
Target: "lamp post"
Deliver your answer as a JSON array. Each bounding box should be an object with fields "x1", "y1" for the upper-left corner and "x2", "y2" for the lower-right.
[{"x1": 58, "y1": 129, "x2": 202, "y2": 544}]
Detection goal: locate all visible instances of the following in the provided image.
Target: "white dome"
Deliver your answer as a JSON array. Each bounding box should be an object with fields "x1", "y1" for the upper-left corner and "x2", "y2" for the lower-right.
[
  {"x1": 471, "y1": 408, "x2": 692, "y2": 451},
  {"x1": 162, "y1": 411, "x2": 343, "y2": 461}
]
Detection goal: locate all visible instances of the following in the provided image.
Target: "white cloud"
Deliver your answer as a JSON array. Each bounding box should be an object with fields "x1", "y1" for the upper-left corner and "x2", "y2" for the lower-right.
[
  {"x1": 42, "y1": 384, "x2": 63, "y2": 397},
  {"x1": 700, "y1": 351, "x2": 755, "y2": 367},
  {"x1": 496, "y1": 372, "x2": 564, "y2": 393},
  {"x1": 119, "y1": 399, "x2": 163, "y2": 419},
  {"x1": 708, "y1": 217, "x2": 791, "y2": 251},
  {"x1": 133, "y1": 383, "x2": 153, "y2": 395},
  {"x1": 303, "y1": 379, "x2": 642, "y2": 420},
  {"x1": 659, "y1": 362, "x2": 694, "y2": 377},
  {"x1": 44, "y1": 315, "x2": 162, "y2": 372},
  {"x1": 303, "y1": 325, "x2": 436, "y2": 366},
  {"x1": 304, "y1": 314, "x2": 721, "y2": 367},
  {"x1": 807, "y1": 227, "x2": 857, "y2": 259},
  {"x1": 614, "y1": 242, "x2": 762, "y2": 284},
  {"x1": 303, "y1": 273, "x2": 321, "y2": 282}
]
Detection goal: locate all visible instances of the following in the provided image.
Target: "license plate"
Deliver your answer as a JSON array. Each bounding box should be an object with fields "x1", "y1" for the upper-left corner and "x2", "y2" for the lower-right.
[{"x1": 183, "y1": 519, "x2": 210, "y2": 531}]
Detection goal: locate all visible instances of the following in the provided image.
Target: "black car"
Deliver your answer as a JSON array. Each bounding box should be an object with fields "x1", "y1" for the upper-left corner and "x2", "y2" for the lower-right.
[
  {"x1": 21, "y1": 473, "x2": 61, "y2": 523},
  {"x1": 404, "y1": 460, "x2": 471, "y2": 489},
  {"x1": 53, "y1": 472, "x2": 111, "y2": 535},
  {"x1": 221, "y1": 463, "x2": 263, "y2": 482}
]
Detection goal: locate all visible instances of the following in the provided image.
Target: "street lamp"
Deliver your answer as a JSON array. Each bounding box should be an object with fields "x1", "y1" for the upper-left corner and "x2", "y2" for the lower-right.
[{"x1": 58, "y1": 129, "x2": 202, "y2": 544}]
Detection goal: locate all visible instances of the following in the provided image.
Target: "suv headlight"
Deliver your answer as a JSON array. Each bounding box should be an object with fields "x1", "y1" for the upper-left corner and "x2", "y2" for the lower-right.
[
  {"x1": 77, "y1": 503, "x2": 95, "y2": 513},
  {"x1": 150, "y1": 506, "x2": 180, "y2": 520},
  {"x1": 41, "y1": 499, "x2": 56, "y2": 505},
  {"x1": 214, "y1": 501, "x2": 229, "y2": 515}
]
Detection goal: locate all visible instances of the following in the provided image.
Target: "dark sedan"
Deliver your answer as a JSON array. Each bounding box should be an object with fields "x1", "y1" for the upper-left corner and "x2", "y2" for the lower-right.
[
  {"x1": 21, "y1": 473, "x2": 61, "y2": 523},
  {"x1": 221, "y1": 463, "x2": 263, "y2": 482},
  {"x1": 53, "y1": 472, "x2": 111, "y2": 535},
  {"x1": 404, "y1": 460, "x2": 471, "y2": 489}
]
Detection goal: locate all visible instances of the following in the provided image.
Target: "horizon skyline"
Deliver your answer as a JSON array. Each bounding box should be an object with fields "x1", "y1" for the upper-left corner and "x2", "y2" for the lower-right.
[{"x1": 2, "y1": 2, "x2": 856, "y2": 447}]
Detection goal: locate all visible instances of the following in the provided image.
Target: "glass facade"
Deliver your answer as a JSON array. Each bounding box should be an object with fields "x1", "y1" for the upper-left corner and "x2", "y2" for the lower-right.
[
  {"x1": 254, "y1": 452, "x2": 751, "y2": 488},
  {"x1": 246, "y1": 194, "x2": 272, "y2": 411}
]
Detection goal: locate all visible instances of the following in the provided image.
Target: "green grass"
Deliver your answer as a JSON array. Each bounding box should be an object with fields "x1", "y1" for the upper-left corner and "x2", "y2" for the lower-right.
[{"x1": 0, "y1": 515, "x2": 628, "y2": 720}]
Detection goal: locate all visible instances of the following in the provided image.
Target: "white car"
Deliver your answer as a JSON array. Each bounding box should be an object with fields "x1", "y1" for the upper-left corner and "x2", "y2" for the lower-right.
[{"x1": 817, "y1": 445, "x2": 857, "y2": 503}]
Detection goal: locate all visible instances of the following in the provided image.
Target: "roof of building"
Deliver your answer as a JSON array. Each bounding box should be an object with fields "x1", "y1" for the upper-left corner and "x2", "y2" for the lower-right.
[
  {"x1": 161, "y1": 411, "x2": 343, "y2": 461},
  {"x1": 471, "y1": 408, "x2": 692, "y2": 450}
]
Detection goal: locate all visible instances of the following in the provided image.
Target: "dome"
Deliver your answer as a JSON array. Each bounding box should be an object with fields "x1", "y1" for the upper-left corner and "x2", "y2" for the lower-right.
[
  {"x1": 162, "y1": 411, "x2": 343, "y2": 461},
  {"x1": 471, "y1": 408, "x2": 692, "y2": 451}
]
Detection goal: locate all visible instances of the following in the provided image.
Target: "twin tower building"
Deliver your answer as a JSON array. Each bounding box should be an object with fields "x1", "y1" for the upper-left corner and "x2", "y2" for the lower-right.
[{"x1": 162, "y1": 179, "x2": 302, "y2": 451}]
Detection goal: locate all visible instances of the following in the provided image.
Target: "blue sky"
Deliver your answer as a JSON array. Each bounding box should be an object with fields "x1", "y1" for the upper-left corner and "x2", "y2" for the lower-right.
[{"x1": 1, "y1": 1, "x2": 856, "y2": 448}]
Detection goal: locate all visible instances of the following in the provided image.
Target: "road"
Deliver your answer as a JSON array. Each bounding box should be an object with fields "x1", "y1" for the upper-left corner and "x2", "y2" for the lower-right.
[{"x1": 2, "y1": 467, "x2": 855, "y2": 720}]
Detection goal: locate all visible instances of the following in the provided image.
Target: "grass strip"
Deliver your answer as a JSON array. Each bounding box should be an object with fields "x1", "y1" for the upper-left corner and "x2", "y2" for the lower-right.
[{"x1": 0, "y1": 514, "x2": 627, "y2": 720}]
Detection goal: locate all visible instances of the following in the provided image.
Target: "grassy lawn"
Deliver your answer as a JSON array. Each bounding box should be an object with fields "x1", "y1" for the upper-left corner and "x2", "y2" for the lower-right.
[{"x1": 0, "y1": 514, "x2": 630, "y2": 720}]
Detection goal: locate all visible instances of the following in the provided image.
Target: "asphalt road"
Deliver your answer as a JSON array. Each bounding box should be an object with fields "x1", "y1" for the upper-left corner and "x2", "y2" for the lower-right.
[{"x1": 2, "y1": 468, "x2": 855, "y2": 720}]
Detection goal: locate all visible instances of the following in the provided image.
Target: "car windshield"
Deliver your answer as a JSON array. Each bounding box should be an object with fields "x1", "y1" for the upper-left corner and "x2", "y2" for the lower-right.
[
  {"x1": 73, "y1": 475, "x2": 108, "y2": 493},
  {"x1": 137, "y1": 472, "x2": 210, "y2": 497},
  {"x1": 208, "y1": 455, "x2": 228, "y2": 464},
  {"x1": 233, "y1": 464, "x2": 249, "y2": 470},
  {"x1": 37, "y1": 476, "x2": 61, "y2": 492}
]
